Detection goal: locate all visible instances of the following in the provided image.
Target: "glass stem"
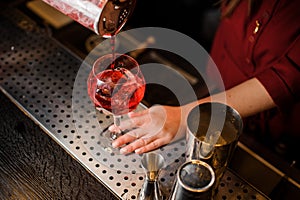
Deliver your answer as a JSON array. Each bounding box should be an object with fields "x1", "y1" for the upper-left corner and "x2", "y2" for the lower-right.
[{"x1": 111, "y1": 115, "x2": 122, "y2": 140}]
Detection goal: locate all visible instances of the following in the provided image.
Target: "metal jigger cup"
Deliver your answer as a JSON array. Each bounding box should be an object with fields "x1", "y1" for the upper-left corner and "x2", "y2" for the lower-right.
[
  {"x1": 168, "y1": 160, "x2": 215, "y2": 200},
  {"x1": 185, "y1": 102, "x2": 243, "y2": 196},
  {"x1": 139, "y1": 152, "x2": 165, "y2": 200}
]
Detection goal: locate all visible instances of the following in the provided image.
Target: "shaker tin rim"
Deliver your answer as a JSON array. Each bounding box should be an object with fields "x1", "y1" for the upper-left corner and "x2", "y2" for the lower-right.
[{"x1": 177, "y1": 160, "x2": 215, "y2": 193}]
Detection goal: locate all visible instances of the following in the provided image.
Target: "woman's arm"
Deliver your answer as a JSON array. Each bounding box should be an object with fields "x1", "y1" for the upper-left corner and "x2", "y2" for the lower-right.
[
  {"x1": 194, "y1": 77, "x2": 276, "y2": 118},
  {"x1": 111, "y1": 77, "x2": 276, "y2": 154}
]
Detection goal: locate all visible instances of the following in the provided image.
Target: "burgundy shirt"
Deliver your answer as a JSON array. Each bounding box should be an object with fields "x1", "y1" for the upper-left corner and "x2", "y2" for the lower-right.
[{"x1": 210, "y1": 0, "x2": 300, "y2": 139}]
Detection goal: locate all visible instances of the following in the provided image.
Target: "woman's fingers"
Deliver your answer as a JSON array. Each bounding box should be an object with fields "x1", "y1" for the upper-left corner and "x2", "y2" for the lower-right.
[
  {"x1": 108, "y1": 105, "x2": 181, "y2": 154},
  {"x1": 111, "y1": 128, "x2": 145, "y2": 148},
  {"x1": 119, "y1": 136, "x2": 150, "y2": 154},
  {"x1": 119, "y1": 134, "x2": 168, "y2": 154},
  {"x1": 134, "y1": 137, "x2": 170, "y2": 154}
]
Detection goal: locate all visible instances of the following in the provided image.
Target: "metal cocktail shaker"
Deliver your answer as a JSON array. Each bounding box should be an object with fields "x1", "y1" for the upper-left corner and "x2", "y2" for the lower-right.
[
  {"x1": 168, "y1": 160, "x2": 215, "y2": 200},
  {"x1": 43, "y1": 0, "x2": 136, "y2": 37},
  {"x1": 186, "y1": 102, "x2": 243, "y2": 194}
]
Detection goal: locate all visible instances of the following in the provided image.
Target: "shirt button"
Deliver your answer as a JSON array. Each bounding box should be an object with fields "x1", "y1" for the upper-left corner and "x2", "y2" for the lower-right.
[
  {"x1": 246, "y1": 58, "x2": 251, "y2": 63},
  {"x1": 248, "y1": 36, "x2": 255, "y2": 43}
]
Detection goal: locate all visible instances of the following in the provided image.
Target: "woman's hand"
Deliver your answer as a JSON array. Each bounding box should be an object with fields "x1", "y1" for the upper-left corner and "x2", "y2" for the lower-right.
[{"x1": 110, "y1": 105, "x2": 188, "y2": 154}]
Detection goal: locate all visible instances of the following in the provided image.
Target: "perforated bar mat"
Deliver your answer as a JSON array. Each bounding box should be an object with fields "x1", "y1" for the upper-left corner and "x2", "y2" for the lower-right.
[{"x1": 0, "y1": 8, "x2": 269, "y2": 200}]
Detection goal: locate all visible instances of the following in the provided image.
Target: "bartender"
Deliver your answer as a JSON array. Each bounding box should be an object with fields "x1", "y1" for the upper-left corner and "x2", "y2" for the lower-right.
[{"x1": 110, "y1": 0, "x2": 300, "y2": 159}]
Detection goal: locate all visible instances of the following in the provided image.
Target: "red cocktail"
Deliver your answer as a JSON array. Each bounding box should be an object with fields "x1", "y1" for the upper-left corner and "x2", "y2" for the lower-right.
[{"x1": 88, "y1": 53, "x2": 145, "y2": 139}]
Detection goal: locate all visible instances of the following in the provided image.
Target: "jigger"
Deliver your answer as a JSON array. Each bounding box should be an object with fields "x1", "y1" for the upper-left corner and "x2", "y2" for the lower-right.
[{"x1": 139, "y1": 152, "x2": 165, "y2": 200}]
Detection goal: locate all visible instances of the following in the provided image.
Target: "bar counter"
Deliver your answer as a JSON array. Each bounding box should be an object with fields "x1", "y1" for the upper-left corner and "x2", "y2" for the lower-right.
[{"x1": 1, "y1": 2, "x2": 300, "y2": 199}]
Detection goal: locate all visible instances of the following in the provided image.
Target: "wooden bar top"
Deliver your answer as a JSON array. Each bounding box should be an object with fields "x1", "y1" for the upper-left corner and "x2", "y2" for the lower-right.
[{"x1": 0, "y1": 91, "x2": 118, "y2": 199}]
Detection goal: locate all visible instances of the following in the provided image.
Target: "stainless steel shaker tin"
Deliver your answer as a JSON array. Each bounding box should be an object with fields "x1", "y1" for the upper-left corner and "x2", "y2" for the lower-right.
[
  {"x1": 186, "y1": 102, "x2": 243, "y2": 161},
  {"x1": 169, "y1": 160, "x2": 215, "y2": 200},
  {"x1": 43, "y1": 0, "x2": 136, "y2": 37},
  {"x1": 185, "y1": 102, "x2": 243, "y2": 193},
  {"x1": 97, "y1": 0, "x2": 137, "y2": 37}
]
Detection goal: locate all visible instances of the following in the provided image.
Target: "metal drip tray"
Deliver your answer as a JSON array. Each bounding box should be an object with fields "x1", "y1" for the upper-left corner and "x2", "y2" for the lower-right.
[{"x1": 0, "y1": 8, "x2": 269, "y2": 199}]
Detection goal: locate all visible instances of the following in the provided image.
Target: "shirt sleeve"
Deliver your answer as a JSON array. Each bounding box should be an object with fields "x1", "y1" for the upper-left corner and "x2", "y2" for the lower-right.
[{"x1": 256, "y1": 34, "x2": 300, "y2": 110}]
